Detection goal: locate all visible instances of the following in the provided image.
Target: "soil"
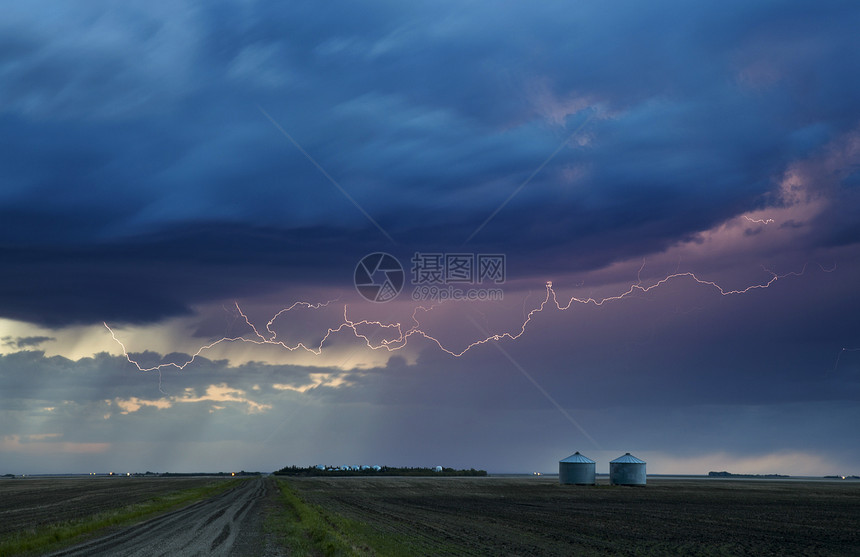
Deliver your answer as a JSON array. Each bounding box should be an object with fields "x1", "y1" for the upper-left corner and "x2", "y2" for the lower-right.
[
  {"x1": 0, "y1": 477, "x2": 222, "y2": 537},
  {"x1": 45, "y1": 477, "x2": 271, "y2": 557},
  {"x1": 3, "y1": 475, "x2": 858, "y2": 556},
  {"x1": 287, "y1": 476, "x2": 860, "y2": 556}
]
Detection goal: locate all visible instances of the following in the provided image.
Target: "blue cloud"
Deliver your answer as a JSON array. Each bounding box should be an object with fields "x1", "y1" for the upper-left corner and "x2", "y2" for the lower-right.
[{"x1": 1, "y1": 0, "x2": 859, "y2": 325}]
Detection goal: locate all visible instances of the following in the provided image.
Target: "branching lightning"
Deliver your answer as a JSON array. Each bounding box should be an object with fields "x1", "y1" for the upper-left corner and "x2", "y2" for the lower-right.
[
  {"x1": 106, "y1": 263, "x2": 823, "y2": 370},
  {"x1": 105, "y1": 300, "x2": 338, "y2": 373}
]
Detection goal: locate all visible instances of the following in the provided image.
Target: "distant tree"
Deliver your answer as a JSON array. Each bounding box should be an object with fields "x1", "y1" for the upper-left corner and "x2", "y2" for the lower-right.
[{"x1": 273, "y1": 465, "x2": 487, "y2": 477}]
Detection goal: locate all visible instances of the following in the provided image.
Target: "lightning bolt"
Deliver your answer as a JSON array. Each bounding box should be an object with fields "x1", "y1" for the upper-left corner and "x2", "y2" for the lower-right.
[
  {"x1": 743, "y1": 215, "x2": 775, "y2": 225},
  {"x1": 106, "y1": 262, "x2": 825, "y2": 369},
  {"x1": 834, "y1": 347, "x2": 860, "y2": 373}
]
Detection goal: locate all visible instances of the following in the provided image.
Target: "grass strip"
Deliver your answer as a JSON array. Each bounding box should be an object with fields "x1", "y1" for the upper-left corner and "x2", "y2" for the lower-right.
[
  {"x1": 267, "y1": 479, "x2": 432, "y2": 557},
  {"x1": 0, "y1": 478, "x2": 242, "y2": 557}
]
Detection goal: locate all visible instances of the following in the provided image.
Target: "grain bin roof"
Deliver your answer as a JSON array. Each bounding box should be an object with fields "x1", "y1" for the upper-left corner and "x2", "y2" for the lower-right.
[
  {"x1": 560, "y1": 451, "x2": 595, "y2": 463},
  {"x1": 611, "y1": 452, "x2": 645, "y2": 464}
]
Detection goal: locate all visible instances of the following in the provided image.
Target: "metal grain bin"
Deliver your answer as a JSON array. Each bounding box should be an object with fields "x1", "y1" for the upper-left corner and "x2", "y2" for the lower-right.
[
  {"x1": 559, "y1": 451, "x2": 596, "y2": 485},
  {"x1": 610, "y1": 452, "x2": 646, "y2": 485}
]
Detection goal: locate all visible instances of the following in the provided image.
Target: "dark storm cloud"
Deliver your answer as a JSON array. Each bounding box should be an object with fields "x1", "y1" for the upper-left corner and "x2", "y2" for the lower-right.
[
  {"x1": 1, "y1": 336, "x2": 54, "y2": 349},
  {"x1": 0, "y1": 223, "x2": 384, "y2": 326},
  {"x1": 0, "y1": 348, "x2": 339, "y2": 409},
  {"x1": 2, "y1": 0, "x2": 860, "y2": 326},
  {"x1": 2, "y1": 304, "x2": 857, "y2": 473}
]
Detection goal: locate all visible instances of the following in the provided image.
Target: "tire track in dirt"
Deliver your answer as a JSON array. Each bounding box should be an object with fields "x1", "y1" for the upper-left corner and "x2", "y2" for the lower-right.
[{"x1": 47, "y1": 477, "x2": 270, "y2": 557}]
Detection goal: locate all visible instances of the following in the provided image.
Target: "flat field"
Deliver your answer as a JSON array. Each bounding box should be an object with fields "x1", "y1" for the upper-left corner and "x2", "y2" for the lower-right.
[
  {"x1": 0, "y1": 477, "x2": 224, "y2": 538},
  {"x1": 287, "y1": 476, "x2": 860, "y2": 556}
]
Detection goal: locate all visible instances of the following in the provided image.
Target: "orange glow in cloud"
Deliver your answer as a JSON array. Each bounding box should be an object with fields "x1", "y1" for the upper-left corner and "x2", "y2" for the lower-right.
[{"x1": 110, "y1": 383, "x2": 271, "y2": 416}]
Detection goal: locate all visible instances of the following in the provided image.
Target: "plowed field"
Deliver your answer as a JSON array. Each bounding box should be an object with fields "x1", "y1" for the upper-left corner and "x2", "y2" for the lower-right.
[{"x1": 288, "y1": 477, "x2": 860, "y2": 556}]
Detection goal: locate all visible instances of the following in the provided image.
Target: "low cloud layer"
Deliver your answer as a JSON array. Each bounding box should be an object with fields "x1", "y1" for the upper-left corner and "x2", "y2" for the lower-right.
[{"x1": 1, "y1": 0, "x2": 859, "y2": 326}]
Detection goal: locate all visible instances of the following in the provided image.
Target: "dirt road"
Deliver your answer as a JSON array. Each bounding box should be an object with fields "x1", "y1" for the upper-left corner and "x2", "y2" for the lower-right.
[
  {"x1": 0, "y1": 477, "x2": 221, "y2": 537},
  {"x1": 47, "y1": 476, "x2": 280, "y2": 557}
]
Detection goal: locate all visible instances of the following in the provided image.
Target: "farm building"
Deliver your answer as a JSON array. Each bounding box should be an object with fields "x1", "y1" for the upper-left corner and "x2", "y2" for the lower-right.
[
  {"x1": 559, "y1": 451, "x2": 596, "y2": 485},
  {"x1": 610, "y1": 453, "x2": 646, "y2": 485}
]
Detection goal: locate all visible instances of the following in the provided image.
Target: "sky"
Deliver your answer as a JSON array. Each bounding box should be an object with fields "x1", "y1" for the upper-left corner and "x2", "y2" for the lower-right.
[{"x1": 2, "y1": 0, "x2": 859, "y2": 475}]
